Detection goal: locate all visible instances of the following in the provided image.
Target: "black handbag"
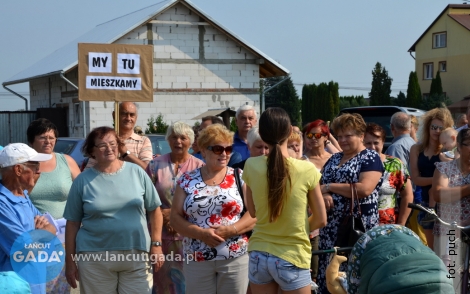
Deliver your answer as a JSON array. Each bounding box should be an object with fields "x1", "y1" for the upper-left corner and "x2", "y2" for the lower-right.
[
  {"x1": 335, "y1": 183, "x2": 366, "y2": 247},
  {"x1": 234, "y1": 168, "x2": 252, "y2": 238}
]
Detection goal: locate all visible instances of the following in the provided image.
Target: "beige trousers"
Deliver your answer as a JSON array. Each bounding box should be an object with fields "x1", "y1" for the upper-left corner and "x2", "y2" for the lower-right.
[
  {"x1": 77, "y1": 249, "x2": 153, "y2": 294},
  {"x1": 183, "y1": 253, "x2": 249, "y2": 294}
]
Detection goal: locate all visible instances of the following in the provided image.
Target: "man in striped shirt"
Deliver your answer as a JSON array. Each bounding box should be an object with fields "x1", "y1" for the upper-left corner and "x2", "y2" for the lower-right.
[{"x1": 85, "y1": 102, "x2": 152, "y2": 170}]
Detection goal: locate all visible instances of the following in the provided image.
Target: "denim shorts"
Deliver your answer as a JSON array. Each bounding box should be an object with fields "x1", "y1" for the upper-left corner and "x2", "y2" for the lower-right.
[
  {"x1": 248, "y1": 251, "x2": 311, "y2": 291},
  {"x1": 417, "y1": 202, "x2": 435, "y2": 230}
]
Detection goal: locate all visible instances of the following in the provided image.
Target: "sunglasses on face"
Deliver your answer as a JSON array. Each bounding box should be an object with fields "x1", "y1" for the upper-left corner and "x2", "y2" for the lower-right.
[
  {"x1": 306, "y1": 133, "x2": 325, "y2": 139},
  {"x1": 207, "y1": 145, "x2": 232, "y2": 155},
  {"x1": 430, "y1": 124, "x2": 444, "y2": 131}
]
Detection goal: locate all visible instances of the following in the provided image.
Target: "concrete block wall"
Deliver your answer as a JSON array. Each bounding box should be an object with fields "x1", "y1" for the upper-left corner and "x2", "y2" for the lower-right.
[
  {"x1": 29, "y1": 2, "x2": 267, "y2": 136},
  {"x1": 29, "y1": 73, "x2": 85, "y2": 137}
]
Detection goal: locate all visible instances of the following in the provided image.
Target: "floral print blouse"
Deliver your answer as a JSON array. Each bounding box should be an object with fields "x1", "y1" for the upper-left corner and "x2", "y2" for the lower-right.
[
  {"x1": 178, "y1": 167, "x2": 248, "y2": 261},
  {"x1": 378, "y1": 156, "x2": 409, "y2": 224}
]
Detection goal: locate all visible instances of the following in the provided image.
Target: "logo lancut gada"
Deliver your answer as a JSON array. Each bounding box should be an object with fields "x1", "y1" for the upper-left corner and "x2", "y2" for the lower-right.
[{"x1": 10, "y1": 229, "x2": 64, "y2": 284}]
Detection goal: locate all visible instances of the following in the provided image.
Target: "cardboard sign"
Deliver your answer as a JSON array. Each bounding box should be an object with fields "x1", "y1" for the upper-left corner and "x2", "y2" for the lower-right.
[{"x1": 78, "y1": 43, "x2": 153, "y2": 102}]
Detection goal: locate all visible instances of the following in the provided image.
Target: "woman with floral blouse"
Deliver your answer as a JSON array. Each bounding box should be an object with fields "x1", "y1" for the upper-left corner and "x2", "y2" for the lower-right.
[
  {"x1": 170, "y1": 123, "x2": 256, "y2": 294},
  {"x1": 363, "y1": 123, "x2": 413, "y2": 225}
]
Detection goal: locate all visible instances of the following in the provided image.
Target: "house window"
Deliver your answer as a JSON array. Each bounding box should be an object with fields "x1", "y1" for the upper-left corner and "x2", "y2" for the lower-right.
[
  {"x1": 439, "y1": 61, "x2": 447, "y2": 72},
  {"x1": 433, "y1": 32, "x2": 447, "y2": 48},
  {"x1": 424, "y1": 63, "x2": 433, "y2": 80}
]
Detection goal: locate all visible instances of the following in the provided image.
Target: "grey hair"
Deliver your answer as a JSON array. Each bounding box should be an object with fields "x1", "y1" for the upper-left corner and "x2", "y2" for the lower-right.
[
  {"x1": 457, "y1": 114, "x2": 467, "y2": 122},
  {"x1": 236, "y1": 104, "x2": 257, "y2": 119},
  {"x1": 247, "y1": 127, "x2": 262, "y2": 147},
  {"x1": 390, "y1": 112, "x2": 411, "y2": 131},
  {"x1": 165, "y1": 121, "x2": 195, "y2": 144},
  {"x1": 119, "y1": 102, "x2": 139, "y2": 113}
]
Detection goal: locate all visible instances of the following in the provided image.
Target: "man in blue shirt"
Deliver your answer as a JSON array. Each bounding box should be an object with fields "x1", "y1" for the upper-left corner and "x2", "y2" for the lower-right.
[
  {"x1": 385, "y1": 112, "x2": 415, "y2": 172},
  {"x1": 0, "y1": 143, "x2": 56, "y2": 294},
  {"x1": 233, "y1": 105, "x2": 258, "y2": 161}
]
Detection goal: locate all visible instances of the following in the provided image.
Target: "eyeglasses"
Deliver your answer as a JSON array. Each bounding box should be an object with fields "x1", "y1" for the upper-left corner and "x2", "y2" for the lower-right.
[
  {"x1": 207, "y1": 145, "x2": 232, "y2": 155},
  {"x1": 306, "y1": 133, "x2": 325, "y2": 140},
  {"x1": 94, "y1": 141, "x2": 118, "y2": 151},
  {"x1": 430, "y1": 124, "x2": 444, "y2": 131},
  {"x1": 22, "y1": 161, "x2": 40, "y2": 172},
  {"x1": 37, "y1": 136, "x2": 56, "y2": 142}
]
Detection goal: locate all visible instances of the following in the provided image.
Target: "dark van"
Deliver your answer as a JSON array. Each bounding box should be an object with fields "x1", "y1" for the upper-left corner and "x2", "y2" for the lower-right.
[{"x1": 338, "y1": 106, "x2": 426, "y2": 151}]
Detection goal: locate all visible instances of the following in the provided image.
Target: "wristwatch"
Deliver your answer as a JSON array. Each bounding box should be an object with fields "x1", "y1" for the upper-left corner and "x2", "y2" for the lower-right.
[
  {"x1": 121, "y1": 150, "x2": 131, "y2": 159},
  {"x1": 326, "y1": 183, "x2": 331, "y2": 192},
  {"x1": 151, "y1": 241, "x2": 162, "y2": 247}
]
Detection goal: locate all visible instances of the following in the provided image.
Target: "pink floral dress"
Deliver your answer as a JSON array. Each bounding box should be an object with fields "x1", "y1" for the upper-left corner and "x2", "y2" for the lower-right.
[{"x1": 178, "y1": 167, "x2": 249, "y2": 261}]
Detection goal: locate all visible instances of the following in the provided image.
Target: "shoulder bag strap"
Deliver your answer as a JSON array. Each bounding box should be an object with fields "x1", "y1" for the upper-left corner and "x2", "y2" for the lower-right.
[
  {"x1": 234, "y1": 168, "x2": 246, "y2": 209},
  {"x1": 349, "y1": 183, "x2": 355, "y2": 215},
  {"x1": 351, "y1": 183, "x2": 361, "y2": 215}
]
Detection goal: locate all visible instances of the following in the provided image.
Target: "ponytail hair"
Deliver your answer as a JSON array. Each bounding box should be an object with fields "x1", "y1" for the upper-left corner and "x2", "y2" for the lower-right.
[{"x1": 258, "y1": 108, "x2": 292, "y2": 222}]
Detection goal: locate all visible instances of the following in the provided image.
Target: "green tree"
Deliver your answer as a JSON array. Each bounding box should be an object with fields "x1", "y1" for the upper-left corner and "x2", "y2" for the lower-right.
[
  {"x1": 301, "y1": 84, "x2": 317, "y2": 125},
  {"x1": 145, "y1": 113, "x2": 169, "y2": 134},
  {"x1": 420, "y1": 93, "x2": 451, "y2": 111},
  {"x1": 429, "y1": 71, "x2": 443, "y2": 96},
  {"x1": 229, "y1": 117, "x2": 237, "y2": 132},
  {"x1": 392, "y1": 91, "x2": 407, "y2": 106},
  {"x1": 263, "y1": 75, "x2": 301, "y2": 125},
  {"x1": 406, "y1": 71, "x2": 422, "y2": 108},
  {"x1": 301, "y1": 81, "x2": 340, "y2": 123},
  {"x1": 339, "y1": 95, "x2": 368, "y2": 110},
  {"x1": 369, "y1": 62, "x2": 393, "y2": 106}
]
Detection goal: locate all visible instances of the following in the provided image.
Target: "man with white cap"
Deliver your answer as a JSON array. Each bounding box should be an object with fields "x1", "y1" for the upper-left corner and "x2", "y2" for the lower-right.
[{"x1": 0, "y1": 143, "x2": 56, "y2": 294}]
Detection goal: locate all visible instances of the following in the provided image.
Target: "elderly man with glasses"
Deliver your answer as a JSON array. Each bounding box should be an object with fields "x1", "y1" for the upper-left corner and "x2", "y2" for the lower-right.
[{"x1": 0, "y1": 143, "x2": 57, "y2": 293}]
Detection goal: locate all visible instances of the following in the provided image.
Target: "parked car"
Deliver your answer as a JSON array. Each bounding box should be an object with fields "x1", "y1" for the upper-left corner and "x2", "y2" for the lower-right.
[
  {"x1": 338, "y1": 106, "x2": 426, "y2": 151},
  {"x1": 54, "y1": 137, "x2": 86, "y2": 167},
  {"x1": 146, "y1": 134, "x2": 171, "y2": 156},
  {"x1": 146, "y1": 134, "x2": 193, "y2": 156}
]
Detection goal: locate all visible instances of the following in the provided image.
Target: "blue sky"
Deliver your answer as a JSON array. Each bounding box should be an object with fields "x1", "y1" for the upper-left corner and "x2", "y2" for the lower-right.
[{"x1": 0, "y1": 0, "x2": 451, "y2": 111}]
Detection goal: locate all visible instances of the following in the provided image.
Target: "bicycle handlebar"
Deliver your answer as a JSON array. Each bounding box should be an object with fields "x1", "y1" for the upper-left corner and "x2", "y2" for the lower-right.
[
  {"x1": 407, "y1": 203, "x2": 470, "y2": 232},
  {"x1": 311, "y1": 247, "x2": 353, "y2": 256}
]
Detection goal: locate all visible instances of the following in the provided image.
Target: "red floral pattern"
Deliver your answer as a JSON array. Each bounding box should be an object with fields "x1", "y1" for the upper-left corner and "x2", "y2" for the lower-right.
[
  {"x1": 221, "y1": 201, "x2": 241, "y2": 219},
  {"x1": 179, "y1": 167, "x2": 248, "y2": 261},
  {"x1": 219, "y1": 174, "x2": 235, "y2": 189}
]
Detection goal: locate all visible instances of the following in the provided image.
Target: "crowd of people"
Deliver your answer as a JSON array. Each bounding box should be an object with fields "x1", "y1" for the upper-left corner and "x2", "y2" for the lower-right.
[{"x1": 1, "y1": 101, "x2": 470, "y2": 293}]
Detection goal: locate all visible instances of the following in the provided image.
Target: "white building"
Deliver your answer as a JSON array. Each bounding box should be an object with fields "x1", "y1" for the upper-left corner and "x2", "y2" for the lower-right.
[{"x1": 3, "y1": 0, "x2": 288, "y2": 137}]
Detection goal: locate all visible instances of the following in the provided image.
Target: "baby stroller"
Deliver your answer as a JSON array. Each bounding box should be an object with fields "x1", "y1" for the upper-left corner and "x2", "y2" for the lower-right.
[{"x1": 323, "y1": 224, "x2": 454, "y2": 294}]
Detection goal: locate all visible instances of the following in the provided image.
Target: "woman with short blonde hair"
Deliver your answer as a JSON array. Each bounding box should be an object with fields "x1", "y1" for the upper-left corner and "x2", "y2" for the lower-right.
[{"x1": 171, "y1": 124, "x2": 256, "y2": 294}]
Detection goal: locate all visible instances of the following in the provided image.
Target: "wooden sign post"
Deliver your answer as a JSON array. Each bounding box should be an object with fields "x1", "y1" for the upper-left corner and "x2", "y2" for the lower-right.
[{"x1": 78, "y1": 43, "x2": 153, "y2": 133}]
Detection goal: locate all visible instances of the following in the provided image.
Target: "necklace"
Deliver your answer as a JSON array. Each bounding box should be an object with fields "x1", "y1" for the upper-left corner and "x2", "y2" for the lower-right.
[{"x1": 203, "y1": 167, "x2": 224, "y2": 185}]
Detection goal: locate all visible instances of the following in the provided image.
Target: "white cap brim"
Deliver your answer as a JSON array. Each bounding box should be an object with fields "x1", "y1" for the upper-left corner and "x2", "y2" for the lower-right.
[{"x1": 29, "y1": 153, "x2": 53, "y2": 162}]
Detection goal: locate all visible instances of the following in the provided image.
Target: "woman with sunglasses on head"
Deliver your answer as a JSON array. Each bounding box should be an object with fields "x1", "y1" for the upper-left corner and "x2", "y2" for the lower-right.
[
  {"x1": 242, "y1": 108, "x2": 327, "y2": 294},
  {"x1": 64, "y1": 127, "x2": 164, "y2": 293},
  {"x1": 303, "y1": 120, "x2": 340, "y2": 170},
  {"x1": 170, "y1": 123, "x2": 256, "y2": 294},
  {"x1": 26, "y1": 118, "x2": 81, "y2": 293},
  {"x1": 409, "y1": 107, "x2": 453, "y2": 250}
]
